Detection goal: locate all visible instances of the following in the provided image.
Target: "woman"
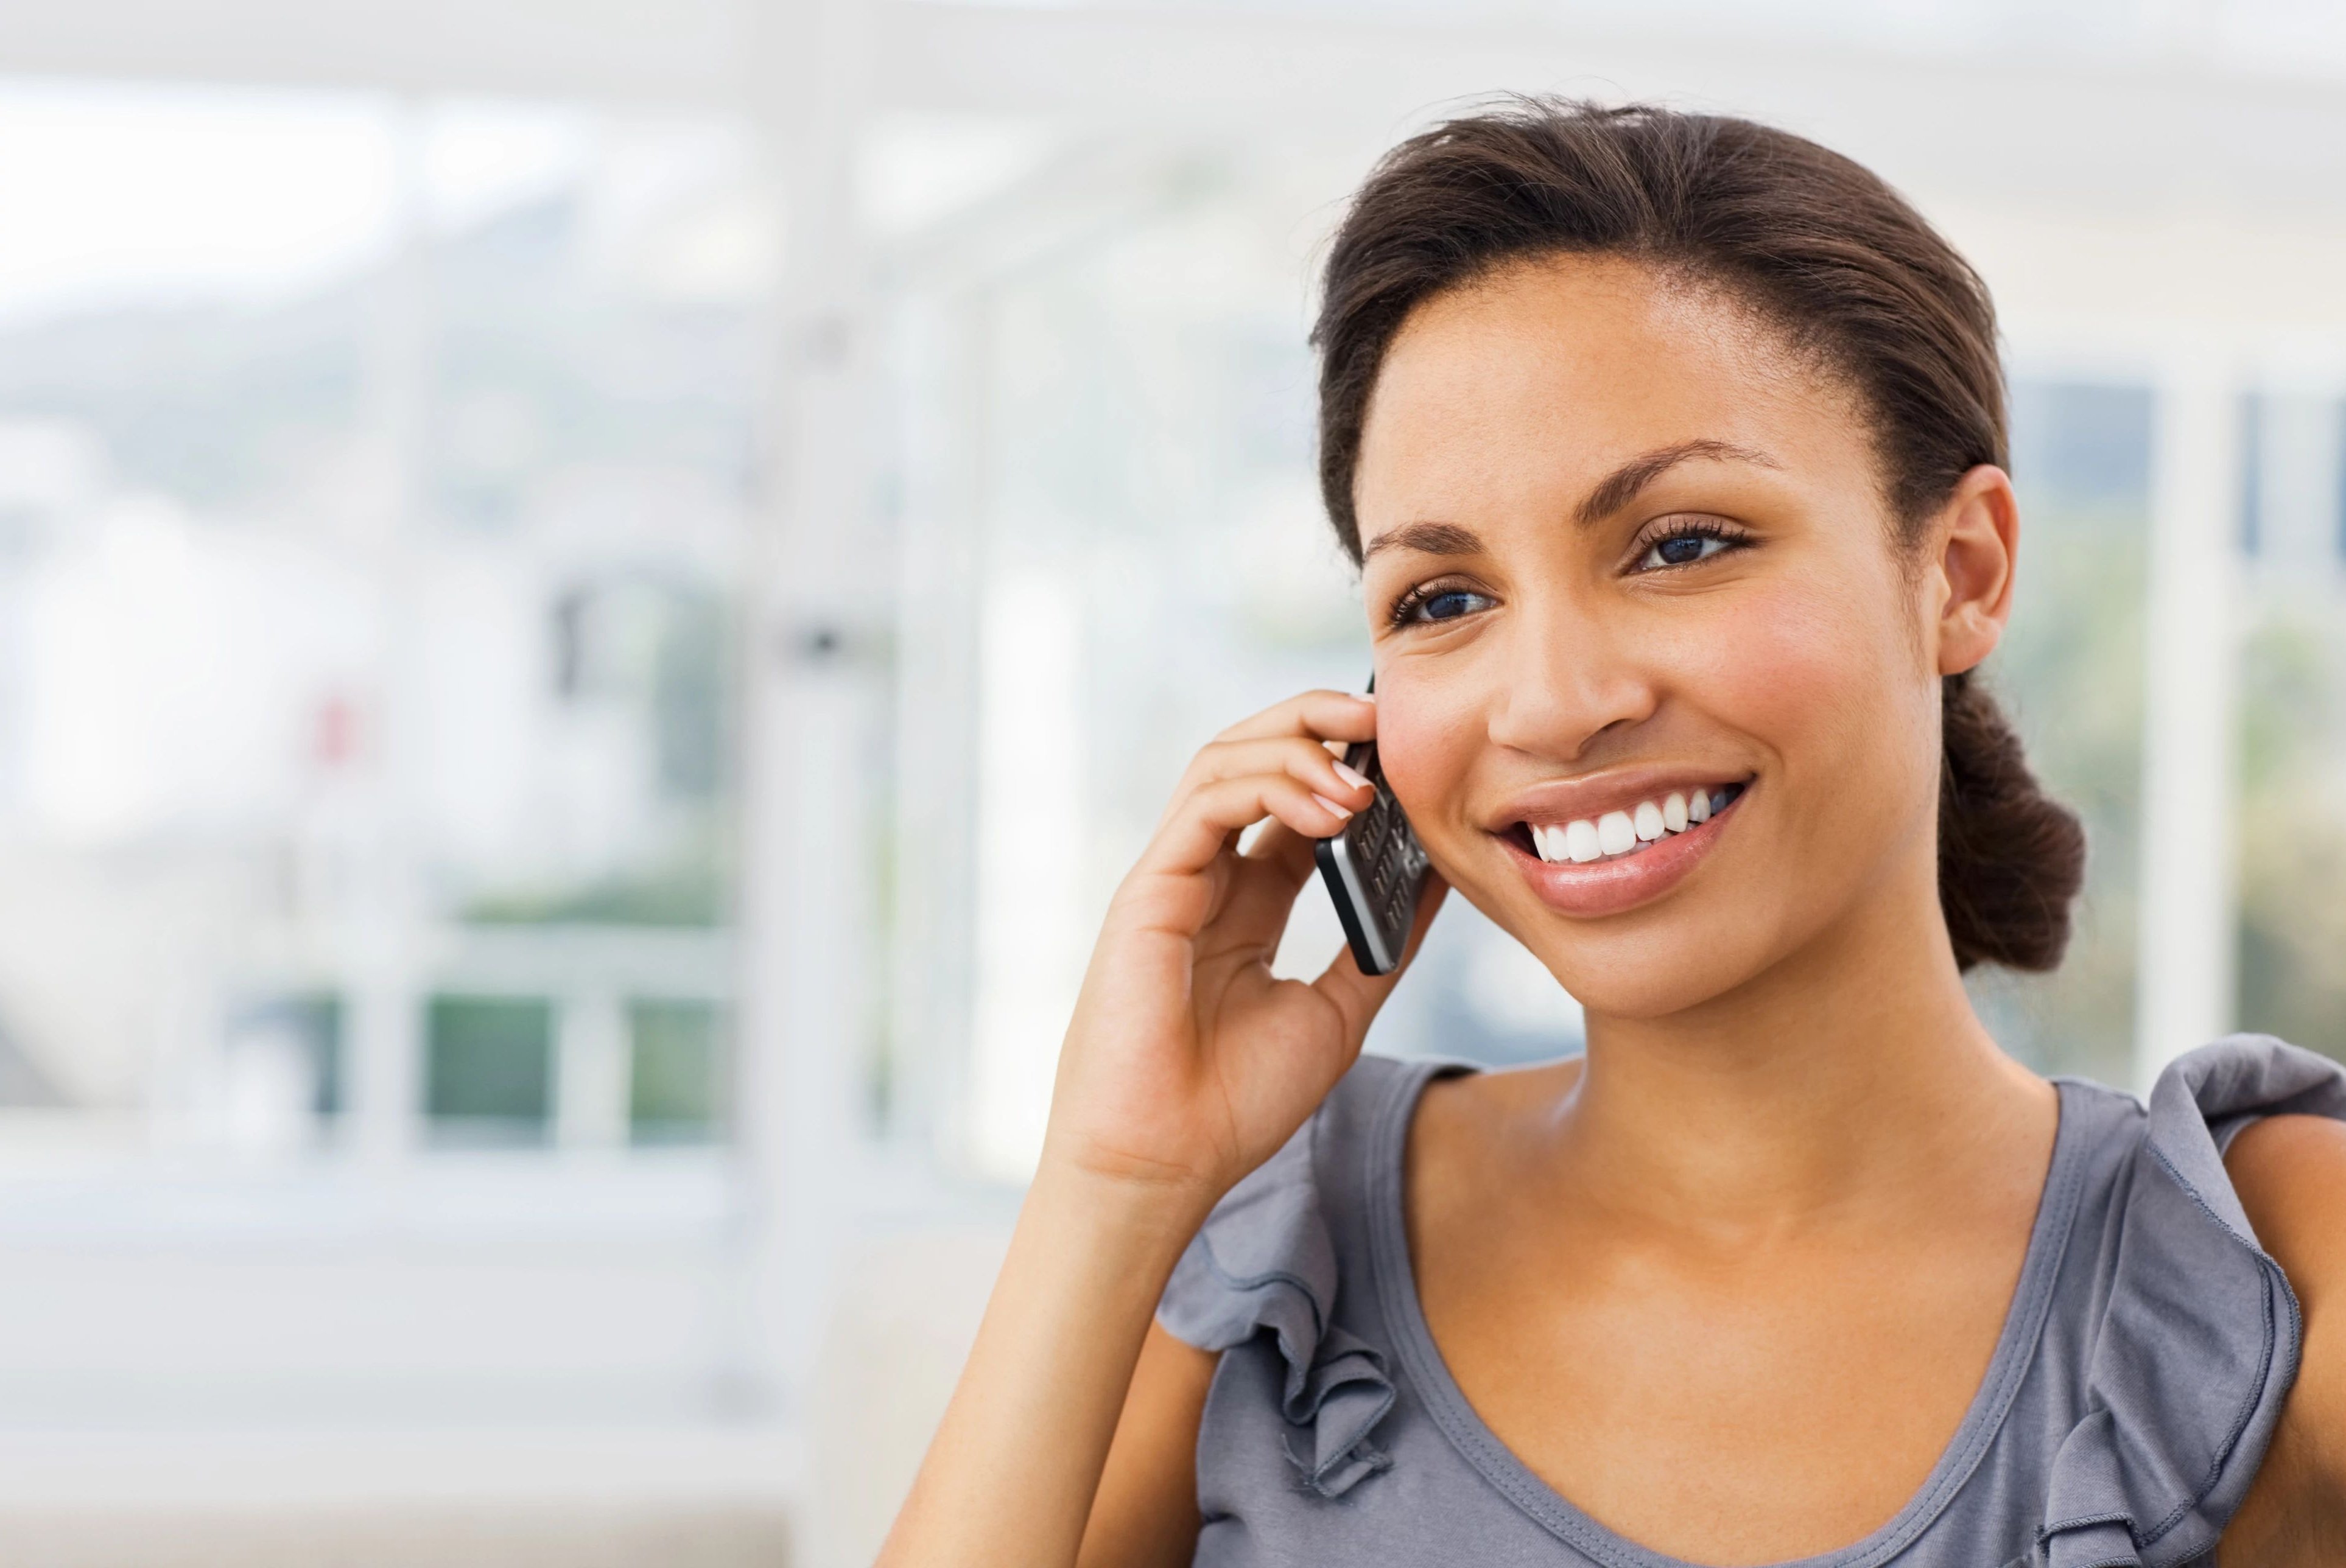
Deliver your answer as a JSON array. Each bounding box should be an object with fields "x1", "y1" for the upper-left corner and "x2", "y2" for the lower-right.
[{"x1": 883, "y1": 102, "x2": 2346, "y2": 1566}]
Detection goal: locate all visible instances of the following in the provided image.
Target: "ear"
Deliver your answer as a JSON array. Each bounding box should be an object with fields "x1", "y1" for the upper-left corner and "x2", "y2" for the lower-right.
[{"x1": 1928, "y1": 464, "x2": 2019, "y2": 677}]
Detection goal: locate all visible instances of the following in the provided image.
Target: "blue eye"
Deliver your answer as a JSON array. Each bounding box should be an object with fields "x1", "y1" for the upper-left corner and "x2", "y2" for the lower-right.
[
  {"x1": 1417, "y1": 589, "x2": 1488, "y2": 621},
  {"x1": 1635, "y1": 527, "x2": 1741, "y2": 572},
  {"x1": 1386, "y1": 583, "x2": 1496, "y2": 629}
]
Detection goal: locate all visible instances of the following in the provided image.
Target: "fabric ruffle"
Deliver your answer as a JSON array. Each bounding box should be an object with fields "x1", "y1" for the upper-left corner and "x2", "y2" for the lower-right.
[
  {"x1": 1157, "y1": 1110, "x2": 1396, "y2": 1499},
  {"x1": 2037, "y1": 1034, "x2": 2346, "y2": 1568}
]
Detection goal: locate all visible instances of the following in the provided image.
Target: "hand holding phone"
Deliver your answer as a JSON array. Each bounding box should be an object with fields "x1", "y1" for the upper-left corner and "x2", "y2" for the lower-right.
[
  {"x1": 1314, "y1": 692, "x2": 1430, "y2": 976},
  {"x1": 1041, "y1": 685, "x2": 1434, "y2": 1218}
]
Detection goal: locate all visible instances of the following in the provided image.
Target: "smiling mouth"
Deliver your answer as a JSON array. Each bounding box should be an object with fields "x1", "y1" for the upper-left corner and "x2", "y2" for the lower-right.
[{"x1": 1506, "y1": 781, "x2": 1748, "y2": 864}]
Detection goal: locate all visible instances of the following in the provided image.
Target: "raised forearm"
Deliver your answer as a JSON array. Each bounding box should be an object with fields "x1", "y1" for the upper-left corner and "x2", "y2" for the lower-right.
[
  {"x1": 882, "y1": 687, "x2": 1410, "y2": 1565},
  {"x1": 878, "y1": 1163, "x2": 1210, "y2": 1568}
]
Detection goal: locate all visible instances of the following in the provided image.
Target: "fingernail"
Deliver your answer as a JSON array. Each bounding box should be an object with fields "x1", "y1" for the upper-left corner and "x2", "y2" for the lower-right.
[
  {"x1": 1358, "y1": 690, "x2": 1376, "y2": 703},
  {"x1": 1332, "y1": 761, "x2": 1371, "y2": 793},
  {"x1": 1312, "y1": 793, "x2": 1353, "y2": 819}
]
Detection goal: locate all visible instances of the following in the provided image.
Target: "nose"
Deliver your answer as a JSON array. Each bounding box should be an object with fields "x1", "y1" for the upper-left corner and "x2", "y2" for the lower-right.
[{"x1": 1484, "y1": 593, "x2": 1659, "y2": 762}]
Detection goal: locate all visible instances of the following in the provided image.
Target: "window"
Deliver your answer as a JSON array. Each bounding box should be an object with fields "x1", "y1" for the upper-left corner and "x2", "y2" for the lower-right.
[
  {"x1": 426, "y1": 994, "x2": 555, "y2": 1145},
  {"x1": 2238, "y1": 389, "x2": 2346, "y2": 1057},
  {"x1": 629, "y1": 998, "x2": 726, "y2": 1145},
  {"x1": 0, "y1": 91, "x2": 762, "y2": 1158},
  {"x1": 1966, "y1": 381, "x2": 2154, "y2": 1084}
]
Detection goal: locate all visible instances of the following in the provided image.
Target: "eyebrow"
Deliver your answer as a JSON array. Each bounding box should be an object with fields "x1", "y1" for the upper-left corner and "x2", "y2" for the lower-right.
[
  {"x1": 1574, "y1": 439, "x2": 1780, "y2": 528},
  {"x1": 1360, "y1": 439, "x2": 1781, "y2": 562},
  {"x1": 1361, "y1": 520, "x2": 1484, "y2": 562}
]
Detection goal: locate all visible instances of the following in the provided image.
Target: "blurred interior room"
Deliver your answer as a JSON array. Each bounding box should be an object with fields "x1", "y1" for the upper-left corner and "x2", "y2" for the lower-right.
[{"x1": 0, "y1": 1, "x2": 2341, "y2": 1564}]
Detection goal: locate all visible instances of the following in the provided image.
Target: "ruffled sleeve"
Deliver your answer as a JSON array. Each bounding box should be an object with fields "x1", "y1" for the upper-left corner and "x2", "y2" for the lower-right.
[
  {"x1": 1156, "y1": 1086, "x2": 1399, "y2": 1499},
  {"x1": 2038, "y1": 1034, "x2": 2346, "y2": 1568}
]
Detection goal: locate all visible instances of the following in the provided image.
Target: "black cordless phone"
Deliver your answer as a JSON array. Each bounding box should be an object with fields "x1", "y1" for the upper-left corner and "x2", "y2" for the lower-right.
[{"x1": 1313, "y1": 682, "x2": 1430, "y2": 976}]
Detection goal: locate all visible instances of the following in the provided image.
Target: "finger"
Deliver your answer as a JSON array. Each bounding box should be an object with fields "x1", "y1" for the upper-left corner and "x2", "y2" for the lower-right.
[
  {"x1": 1136, "y1": 774, "x2": 1356, "y2": 884},
  {"x1": 1310, "y1": 870, "x2": 1450, "y2": 1042},
  {"x1": 1212, "y1": 689, "x2": 1376, "y2": 747},
  {"x1": 1173, "y1": 735, "x2": 1376, "y2": 817},
  {"x1": 1240, "y1": 816, "x2": 1320, "y2": 877}
]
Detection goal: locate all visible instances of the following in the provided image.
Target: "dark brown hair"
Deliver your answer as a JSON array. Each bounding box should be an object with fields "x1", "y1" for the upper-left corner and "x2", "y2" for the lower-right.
[{"x1": 1314, "y1": 99, "x2": 2084, "y2": 972}]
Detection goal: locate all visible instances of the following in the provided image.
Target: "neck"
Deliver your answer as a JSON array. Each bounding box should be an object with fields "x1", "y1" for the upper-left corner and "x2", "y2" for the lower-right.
[{"x1": 1557, "y1": 857, "x2": 2049, "y2": 1236}]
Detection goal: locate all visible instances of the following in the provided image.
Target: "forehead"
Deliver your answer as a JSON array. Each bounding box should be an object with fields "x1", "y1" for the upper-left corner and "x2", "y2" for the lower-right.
[{"x1": 1353, "y1": 255, "x2": 1868, "y2": 542}]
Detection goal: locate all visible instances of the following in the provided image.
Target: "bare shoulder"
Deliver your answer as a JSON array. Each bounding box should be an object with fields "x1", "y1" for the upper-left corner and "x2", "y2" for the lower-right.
[
  {"x1": 1411, "y1": 1055, "x2": 1584, "y2": 1146},
  {"x1": 1407, "y1": 1057, "x2": 1583, "y2": 1194},
  {"x1": 2223, "y1": 1114, "x2": 2346, "y2": 1561},
  {"x1": 2228, "y1": 1112, "x2": 2346, "y2": 1283}
]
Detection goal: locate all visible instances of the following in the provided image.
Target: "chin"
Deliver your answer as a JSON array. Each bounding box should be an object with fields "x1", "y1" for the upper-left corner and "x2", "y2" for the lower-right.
[
  {"x1": 1464, "y1": 877, "x2": 1792, "y2": 1021},
  {"x1": 1528, "y1": 920, "x2": 1779, "y2": 1022}
]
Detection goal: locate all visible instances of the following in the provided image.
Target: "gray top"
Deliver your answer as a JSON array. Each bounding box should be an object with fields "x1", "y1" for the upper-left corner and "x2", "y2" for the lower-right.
[{"x1": 1157, "y1": 1034, "x2": 2346, "y2": 1568}]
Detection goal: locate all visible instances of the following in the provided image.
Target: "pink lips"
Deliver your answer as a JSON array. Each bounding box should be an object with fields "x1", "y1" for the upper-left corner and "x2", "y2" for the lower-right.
[{"x1": 1505, "y1": 787, "x2": 1744, "y2": 917}]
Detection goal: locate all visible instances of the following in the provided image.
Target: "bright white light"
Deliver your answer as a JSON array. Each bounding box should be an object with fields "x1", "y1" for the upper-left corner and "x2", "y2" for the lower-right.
[
  {"x1": 20, "y1": 500, "x2": 380, "y2": 843},
  {"x1": 0, "y1": 82, "x2": 398, "y2": 323},
  {"x1": 861, "y1": 114, "x2": 1055, "y2": 238},
  {"x1": 423, "y1": 99, "x2": 590, "y2": 233},
  {"x1": 0, "y1": 85, "x2": 603, "y2": 325},
  {"x1": 968, "y1": 570, "x2": 1089, "y2": 1181}
]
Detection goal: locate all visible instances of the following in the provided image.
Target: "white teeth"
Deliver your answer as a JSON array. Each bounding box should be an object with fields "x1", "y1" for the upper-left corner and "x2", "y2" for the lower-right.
[
  {"x1": 1532, "y1": 788, "x2": 1737, "y2": 867},
  {"x1": 1596, "y1": 811, "x2": 1636, "y2": 856}
]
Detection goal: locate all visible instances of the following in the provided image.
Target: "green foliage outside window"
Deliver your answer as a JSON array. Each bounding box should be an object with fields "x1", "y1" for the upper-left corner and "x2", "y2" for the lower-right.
[
  {"x1": 2238, "y1": 610, "x2": 2346, "y2": 1062},
  {"x1": 628, "y1": 998, "x2": 725, "y2": 1144},
  {"x1": 426, "y1": 995, "x2": 554, "y2": 1146}
]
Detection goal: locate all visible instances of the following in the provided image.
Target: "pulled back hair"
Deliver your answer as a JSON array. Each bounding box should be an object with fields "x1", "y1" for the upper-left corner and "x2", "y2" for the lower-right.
[{"x1": 1315, "y1": 99, "x2": 2084, "y2": 972}]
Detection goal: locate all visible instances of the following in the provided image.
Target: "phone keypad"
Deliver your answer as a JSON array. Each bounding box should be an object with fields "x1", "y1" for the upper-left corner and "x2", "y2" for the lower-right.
[{"x1": 1349, "y1": 750, "x2": 1428, "y2": 946}]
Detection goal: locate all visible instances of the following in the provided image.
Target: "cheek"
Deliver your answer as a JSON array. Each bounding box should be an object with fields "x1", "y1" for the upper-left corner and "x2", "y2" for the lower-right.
[
  {"x1": 1364, "y1": 675, "x2": 1478, "y2": 828},
  {"x1": 1698, "y1": 559, "x2": 1937, "y2": 806}
]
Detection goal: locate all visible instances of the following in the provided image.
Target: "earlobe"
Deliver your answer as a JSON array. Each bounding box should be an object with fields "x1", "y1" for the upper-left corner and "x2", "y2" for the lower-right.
[{"x1": 1933, "y1": 465, "x2": 2019, "y2": 678}]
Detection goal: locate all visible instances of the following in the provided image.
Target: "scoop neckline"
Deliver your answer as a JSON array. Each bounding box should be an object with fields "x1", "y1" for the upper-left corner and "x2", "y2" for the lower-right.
[{"x1": 1362, "y1": 1057, "x2": 2090, "y2": 1568}]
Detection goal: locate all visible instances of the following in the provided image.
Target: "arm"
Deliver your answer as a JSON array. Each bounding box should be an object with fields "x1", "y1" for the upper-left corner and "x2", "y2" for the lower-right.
[
  {"x1": 877, "y1": 691, "x2": 1442, "y2": 1568},
  {"x1": 1076, "y1": 1325, "x2": 1218, "y2": 1568},
  {"x1": 879, "y1": 1167, "x2": 1210, "y2": 1568},
  {"x1": 2224, "y1": 1113, "x2": 2346, "y2": 1563}
]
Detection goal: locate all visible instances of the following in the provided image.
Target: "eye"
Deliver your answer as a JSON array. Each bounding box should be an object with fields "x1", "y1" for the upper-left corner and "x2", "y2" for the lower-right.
[
  {"x1": 1389, "y1": 581, "x2": 1496, "y2": 628},
  {"x1": 1419, "y1": 589, "x2": 1489, "y2": 621},
  {"x1": 1631, "y1": 519, "x2": 1747, "y2": 573}
]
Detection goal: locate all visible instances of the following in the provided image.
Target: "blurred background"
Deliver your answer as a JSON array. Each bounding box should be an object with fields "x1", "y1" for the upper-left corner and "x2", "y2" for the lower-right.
[{"x1": 0, "y1": 1, "x2": 2337, "y2": 1564}]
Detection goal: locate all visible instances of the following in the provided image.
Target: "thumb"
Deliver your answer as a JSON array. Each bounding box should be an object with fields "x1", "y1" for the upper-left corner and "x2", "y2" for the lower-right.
[{"x1": 1309, "y1": 871, "x2": 1449, "y2": 1043}]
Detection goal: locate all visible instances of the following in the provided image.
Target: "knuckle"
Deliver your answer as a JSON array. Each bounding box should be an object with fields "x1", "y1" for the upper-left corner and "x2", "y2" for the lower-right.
[
  {"x1": 1202, "y1": 776, "x2": 1262, "y2": 816},
  {"x1": 1192, "y1": 737, "x2": 1248, "y2": 773}
]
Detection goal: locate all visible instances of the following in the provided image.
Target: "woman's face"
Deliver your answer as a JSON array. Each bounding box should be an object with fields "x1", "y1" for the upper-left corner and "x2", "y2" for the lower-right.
[{"x1": 1357, "y1": 256, "x2": 1983, "y2": 1020}]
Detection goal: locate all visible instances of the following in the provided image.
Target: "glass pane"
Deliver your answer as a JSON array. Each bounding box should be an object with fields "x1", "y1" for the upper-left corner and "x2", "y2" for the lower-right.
[
  {"x1": 225, "y1": 990, "x2": 344, "y2": 1120},
  {"x1": 0, "y1": 89, "x2": 760, "y2": 1153},
  {"x1": 420, "y1": 108, "x2": 753, "y2": 932},
  {"x1": 628, "y1": 996, "x2": 725, "y2": 1144},
  {"x1": 1965, "y1": 380, "x2": 2152, "y2": 1085},
  {"x1": 424, "y1": 993, "x2": 552, "y2": 1144},
  {"x1": 2236, "y1": 391, "x2": 2346, "y2": 1062}
]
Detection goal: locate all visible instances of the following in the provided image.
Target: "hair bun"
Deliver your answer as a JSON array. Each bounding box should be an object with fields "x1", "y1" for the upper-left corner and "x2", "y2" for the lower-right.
[{"x1": 1937, "y1": 671, "x2": 2086, "y2": 972}]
